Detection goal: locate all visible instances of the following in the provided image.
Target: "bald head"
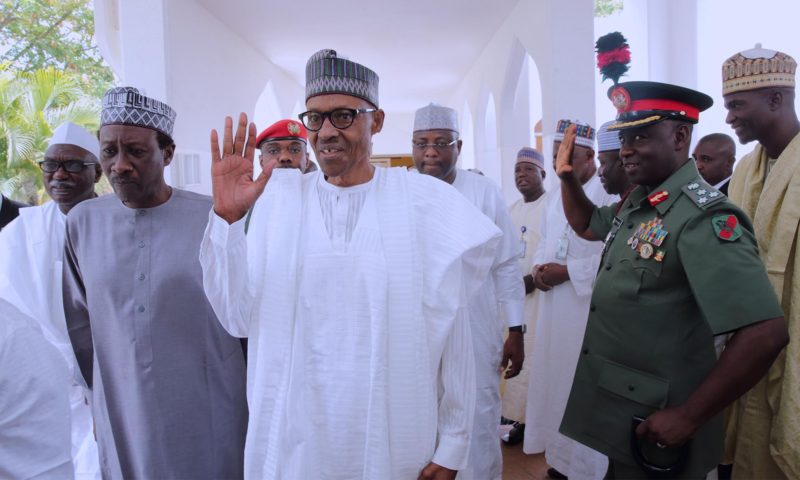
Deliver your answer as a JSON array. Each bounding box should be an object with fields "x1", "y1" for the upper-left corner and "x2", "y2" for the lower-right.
[{"x1": 693, "y1": 133, "x2": 735, "y2": 186}]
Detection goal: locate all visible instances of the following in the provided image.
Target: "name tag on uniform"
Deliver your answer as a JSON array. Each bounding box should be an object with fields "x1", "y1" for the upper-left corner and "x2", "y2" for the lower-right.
[
  {"x1": 519, "y1": 226, "x2": 527, "y2": 258},
  {"x1": 556, "y1": 235, "x2": 569, "y2": 260}
]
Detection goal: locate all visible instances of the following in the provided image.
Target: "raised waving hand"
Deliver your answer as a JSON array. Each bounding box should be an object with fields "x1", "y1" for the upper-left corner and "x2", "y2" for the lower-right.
[
  {"x1": 210, "y1": 113, "x2": 276, "y2": 224},
  {"x1": 555, "y1": 123, "x2": 577, "y2": 179}
]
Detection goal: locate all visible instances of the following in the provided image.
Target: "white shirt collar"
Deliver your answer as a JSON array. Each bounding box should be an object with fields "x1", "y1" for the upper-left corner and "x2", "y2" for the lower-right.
[{"x1": 713, "y1": 176, "x2": 731, "y2": 189}]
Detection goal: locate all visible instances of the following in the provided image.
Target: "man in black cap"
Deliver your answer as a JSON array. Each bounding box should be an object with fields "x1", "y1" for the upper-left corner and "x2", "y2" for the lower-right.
[{"x1": 554, "y1": 81, "x2": 788, "y2": 478}]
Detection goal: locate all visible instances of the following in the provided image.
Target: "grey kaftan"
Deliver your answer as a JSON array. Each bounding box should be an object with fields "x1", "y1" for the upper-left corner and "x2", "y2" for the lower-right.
[{"x1": 63, "y1": 189, "x2": 247, "y2": 479}]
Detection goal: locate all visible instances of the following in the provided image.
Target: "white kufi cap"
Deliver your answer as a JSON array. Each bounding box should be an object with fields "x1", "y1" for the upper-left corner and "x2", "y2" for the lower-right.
[{"x1": 48, "y1": 122, "x2": 100, "y2": 160}]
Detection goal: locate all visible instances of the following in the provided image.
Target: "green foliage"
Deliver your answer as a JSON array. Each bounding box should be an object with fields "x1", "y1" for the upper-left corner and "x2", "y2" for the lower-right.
[
  {"x1": 595, "y1": 0, "x2": 624, "y2": 17},
  {"x1": 0, "y1": 0, "x2": 114, "y2": 96},
  {"x1": 0, "y1": 0, "x2": 111, "y2": 203},
  {"x1": 0, "y1": 66, "x2": 100, "y2": 204}
]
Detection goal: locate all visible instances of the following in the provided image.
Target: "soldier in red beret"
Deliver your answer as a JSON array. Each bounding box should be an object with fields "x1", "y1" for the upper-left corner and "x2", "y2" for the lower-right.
[{"x1": 256, "y1": 119, "x2": 310, "y2": 172}]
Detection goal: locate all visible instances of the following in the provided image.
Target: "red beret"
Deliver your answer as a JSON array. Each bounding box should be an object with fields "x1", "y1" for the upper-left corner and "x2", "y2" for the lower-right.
[{"x1": 256, "y1": 119, "x2": 308, "y2": 148}]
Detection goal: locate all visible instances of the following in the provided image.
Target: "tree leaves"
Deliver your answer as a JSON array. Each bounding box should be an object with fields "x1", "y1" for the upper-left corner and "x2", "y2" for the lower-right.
[{"x1": 0, "y1": 0, "x2": 114, "y2": 96}]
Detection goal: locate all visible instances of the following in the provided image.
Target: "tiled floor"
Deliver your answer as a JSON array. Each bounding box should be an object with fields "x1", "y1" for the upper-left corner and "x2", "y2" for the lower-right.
[{"x1": 501, "y1": 442, "x2": 550, "y2": 480}]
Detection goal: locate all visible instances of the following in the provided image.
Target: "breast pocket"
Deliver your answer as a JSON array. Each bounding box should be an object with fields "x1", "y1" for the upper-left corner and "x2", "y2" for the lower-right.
[{"x1": 616, "y1": 258, "x2": 663, "y2": 301}]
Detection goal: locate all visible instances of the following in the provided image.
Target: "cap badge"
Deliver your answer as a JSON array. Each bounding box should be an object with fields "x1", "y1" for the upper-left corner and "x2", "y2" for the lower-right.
[
  {"x1": 287, "y1": 121, "x2": 301, "y2": 135},
  {"x1": 610, "y1": 86, "x2": 631, "y2": 113}
]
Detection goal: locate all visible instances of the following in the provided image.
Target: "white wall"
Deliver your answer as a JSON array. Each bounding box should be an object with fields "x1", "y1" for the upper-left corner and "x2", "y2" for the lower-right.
[
  {"x1": 696, "y1": 0, "x2": 800, "y2": 161},
  {"x1": 446, "y1": 0, "x2": 596, "y2": 202}
]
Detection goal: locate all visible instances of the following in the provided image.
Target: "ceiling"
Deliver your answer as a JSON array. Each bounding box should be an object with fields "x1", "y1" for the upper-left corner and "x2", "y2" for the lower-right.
[{"x1": 196, "y1": 0, "x2": 522, "y2": 112}]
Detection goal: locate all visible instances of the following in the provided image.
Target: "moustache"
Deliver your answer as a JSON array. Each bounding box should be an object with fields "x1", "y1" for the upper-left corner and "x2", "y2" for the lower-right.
[{"x1": 49, "y1": 181, "x2": 76, "y2": 189}]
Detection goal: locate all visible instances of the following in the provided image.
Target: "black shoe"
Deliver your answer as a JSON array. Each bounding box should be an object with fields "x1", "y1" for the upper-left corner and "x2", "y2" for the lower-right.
[
  {"x1": 502, "y1": 422, "x2": 525, "y2": 445},
  {"x1": 547, "y1": 467, "x2": 568, "y2": 479}
]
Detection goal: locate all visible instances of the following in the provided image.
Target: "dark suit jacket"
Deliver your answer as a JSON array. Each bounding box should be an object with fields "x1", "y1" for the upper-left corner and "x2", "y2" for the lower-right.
[
  {"x1": 719, "y1": 179, "x2": 730, "y2": 196},
  {"x1": 0, "y1": 195, "x2": 28, "y2": 230}
]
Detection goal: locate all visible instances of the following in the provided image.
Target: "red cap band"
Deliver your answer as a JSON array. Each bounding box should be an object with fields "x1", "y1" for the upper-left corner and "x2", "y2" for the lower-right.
[{"x1": 628, "y1": 99, "x2": 699, "y2": 120}]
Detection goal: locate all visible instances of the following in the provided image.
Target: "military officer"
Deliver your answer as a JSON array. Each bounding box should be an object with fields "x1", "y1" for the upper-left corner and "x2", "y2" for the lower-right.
[
  {"x1": 554, "y1": 81, "x2": 789, "y2": 479},
  {"x1": 255, "y1": 118, "x2": 310, "y2": 172}
]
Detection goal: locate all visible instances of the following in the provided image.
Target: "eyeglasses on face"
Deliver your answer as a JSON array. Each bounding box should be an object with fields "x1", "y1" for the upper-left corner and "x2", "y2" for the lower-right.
[
  {"x1": 38, "y1": 160, "x2": 97, "y2": 173},
  {"x1": 298, "y1": 108, "x2": 377, "y2": 131},
  {"x1": 411, "y1": 139, "x2": 458, "y2": 151}
]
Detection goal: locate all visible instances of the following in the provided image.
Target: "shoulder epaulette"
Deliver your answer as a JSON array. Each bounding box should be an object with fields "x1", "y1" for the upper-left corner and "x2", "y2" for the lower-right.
[{"x1": 681, "y1": 180, "x2": 725, "y2": 210}]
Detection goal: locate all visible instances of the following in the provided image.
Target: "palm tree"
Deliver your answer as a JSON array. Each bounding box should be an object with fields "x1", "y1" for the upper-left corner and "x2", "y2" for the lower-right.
[{"x1": 0, "y1": 66, "x2": 100, "y2": 204}]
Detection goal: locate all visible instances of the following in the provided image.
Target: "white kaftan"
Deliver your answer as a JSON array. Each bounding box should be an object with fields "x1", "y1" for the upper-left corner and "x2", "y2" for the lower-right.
[
  {"x1": 201, "y1": 167, "x2": 501, "y2": 479},
  {"x1": 524, "y1": 175, "x2": 615, "y2": 479},
  {"x1": 0, "y1": 201, "x2": 99, "y2": 478},
  {"x1": 502, "y1": 193, "x2": 548, "y2": 422},
  {"x1": 450, "y1": 169, "x2": 524, "y2": 480},
  {"x1": 0, "y1": 299, "x2": 73, "y2": 479}
]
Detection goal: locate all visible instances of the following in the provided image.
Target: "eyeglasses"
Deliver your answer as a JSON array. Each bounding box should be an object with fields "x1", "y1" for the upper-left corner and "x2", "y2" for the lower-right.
[
  {"x1": 38, "y1": 160, "x2": 97, "y2": 173},
  {"x1": 298, "y1": 108, "x2": 377, "y2": 131},
  {"x1": 411, "y1": 139, "x2": 458, "y2": 151}
]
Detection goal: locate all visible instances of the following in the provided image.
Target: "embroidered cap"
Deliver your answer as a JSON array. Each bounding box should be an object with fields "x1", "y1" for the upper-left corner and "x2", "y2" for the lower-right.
[
  {"x1": 413, "y1": 103, "x2": 459, "y2": 133},
  {"x1": 516, "y1": 147, "x2": 544, "y2": 169},
  {"x1": 597, "y1": 121, "x2": 621, "y2": 152},
  {"x1": 722, "y1": 44, "x2": 796, "y2": 95},
  {"x1": 256, "y1": 119, "x2": 308, "y2": 148},
  {"x1": 606, "y1": 81, "x2": 712, "y2": 131},
  {"x1": 305, "y1": 49, "x2": 379, "y2": 108},
  {"x1": 554, "y1": 119, "x2": 595, "y2": 149},
  {"x1": 48, "y1": 122, "x2": 100, "y2": 160},
  {"x1": 101, "y1": 87, "x2": 176, "y2": 138}
]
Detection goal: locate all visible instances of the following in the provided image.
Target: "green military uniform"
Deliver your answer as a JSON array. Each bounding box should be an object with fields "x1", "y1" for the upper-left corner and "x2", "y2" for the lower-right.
[{"x1": 559, "y1": 159, "x2": 783, "y2": 478}]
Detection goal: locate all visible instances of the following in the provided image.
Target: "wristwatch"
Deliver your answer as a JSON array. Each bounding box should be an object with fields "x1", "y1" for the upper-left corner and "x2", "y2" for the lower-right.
[{"x1": 509, "y1": 325, "x2": 526, "y2": 334}]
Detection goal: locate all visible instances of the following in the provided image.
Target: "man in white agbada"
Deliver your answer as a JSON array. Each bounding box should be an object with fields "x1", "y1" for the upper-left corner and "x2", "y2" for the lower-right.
[
  {"x1": 501, "y1": 147, "x2": 548, "y2": 445},
  {"x1": 524, "y1": 120, "x2": 615, "y2": 480},
  {"x1": 410, "y1": 103, "x2": 525, "y2": 480},
  {"x1": 0, "y1": 122, "x2": 101, "y2": 478},
  {"x1": 0, "y1": 298, "x2": 73, "y2": 479},
  {"x1": 200, "y1": 49, "x2": 501, "y2": 480}
]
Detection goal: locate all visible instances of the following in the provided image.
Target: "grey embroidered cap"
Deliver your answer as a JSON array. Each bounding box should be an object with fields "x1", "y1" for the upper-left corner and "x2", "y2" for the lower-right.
[
  {"x1": 413, "y1": 103, "x2": 459, "y2": 133},
  {"x1": 101, "y1": 87, "x2": 177, "y2": 137},
  {"x1": 516, "y1": 147, "x2": 544, "y2": 168},
  {"x1": 597, "y1": 120, "x2": 621, "y2": 152},
  {"x1": 305, "y1": 49, "x2": 379, "y2": 108}
]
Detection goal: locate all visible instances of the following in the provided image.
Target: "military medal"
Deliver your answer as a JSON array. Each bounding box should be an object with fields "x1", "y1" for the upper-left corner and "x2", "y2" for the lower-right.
[{"x1": 628, "y1": 216, "x2": 669, "y2": 260}]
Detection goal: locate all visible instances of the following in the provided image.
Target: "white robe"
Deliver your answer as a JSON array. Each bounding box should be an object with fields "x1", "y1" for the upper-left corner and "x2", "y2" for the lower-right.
[
  {"x1": 0, "y1": 201, "x2": 99, "y2": 478},
  {"x1": 502, "y1": 193, "x2": 548, "y2": 422},
  {"x1": 449, "y1": 169, "x2": 524, "y2": 480},
  {"x1": 524, "y1": 176, "x2": 615, "y2": 479},
  {"x1": 200, "y1": 167, "x2": 501, "y2": 479},
  {"x1": 0, "y1": 298, "x2": 73, "y2": 479}
]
